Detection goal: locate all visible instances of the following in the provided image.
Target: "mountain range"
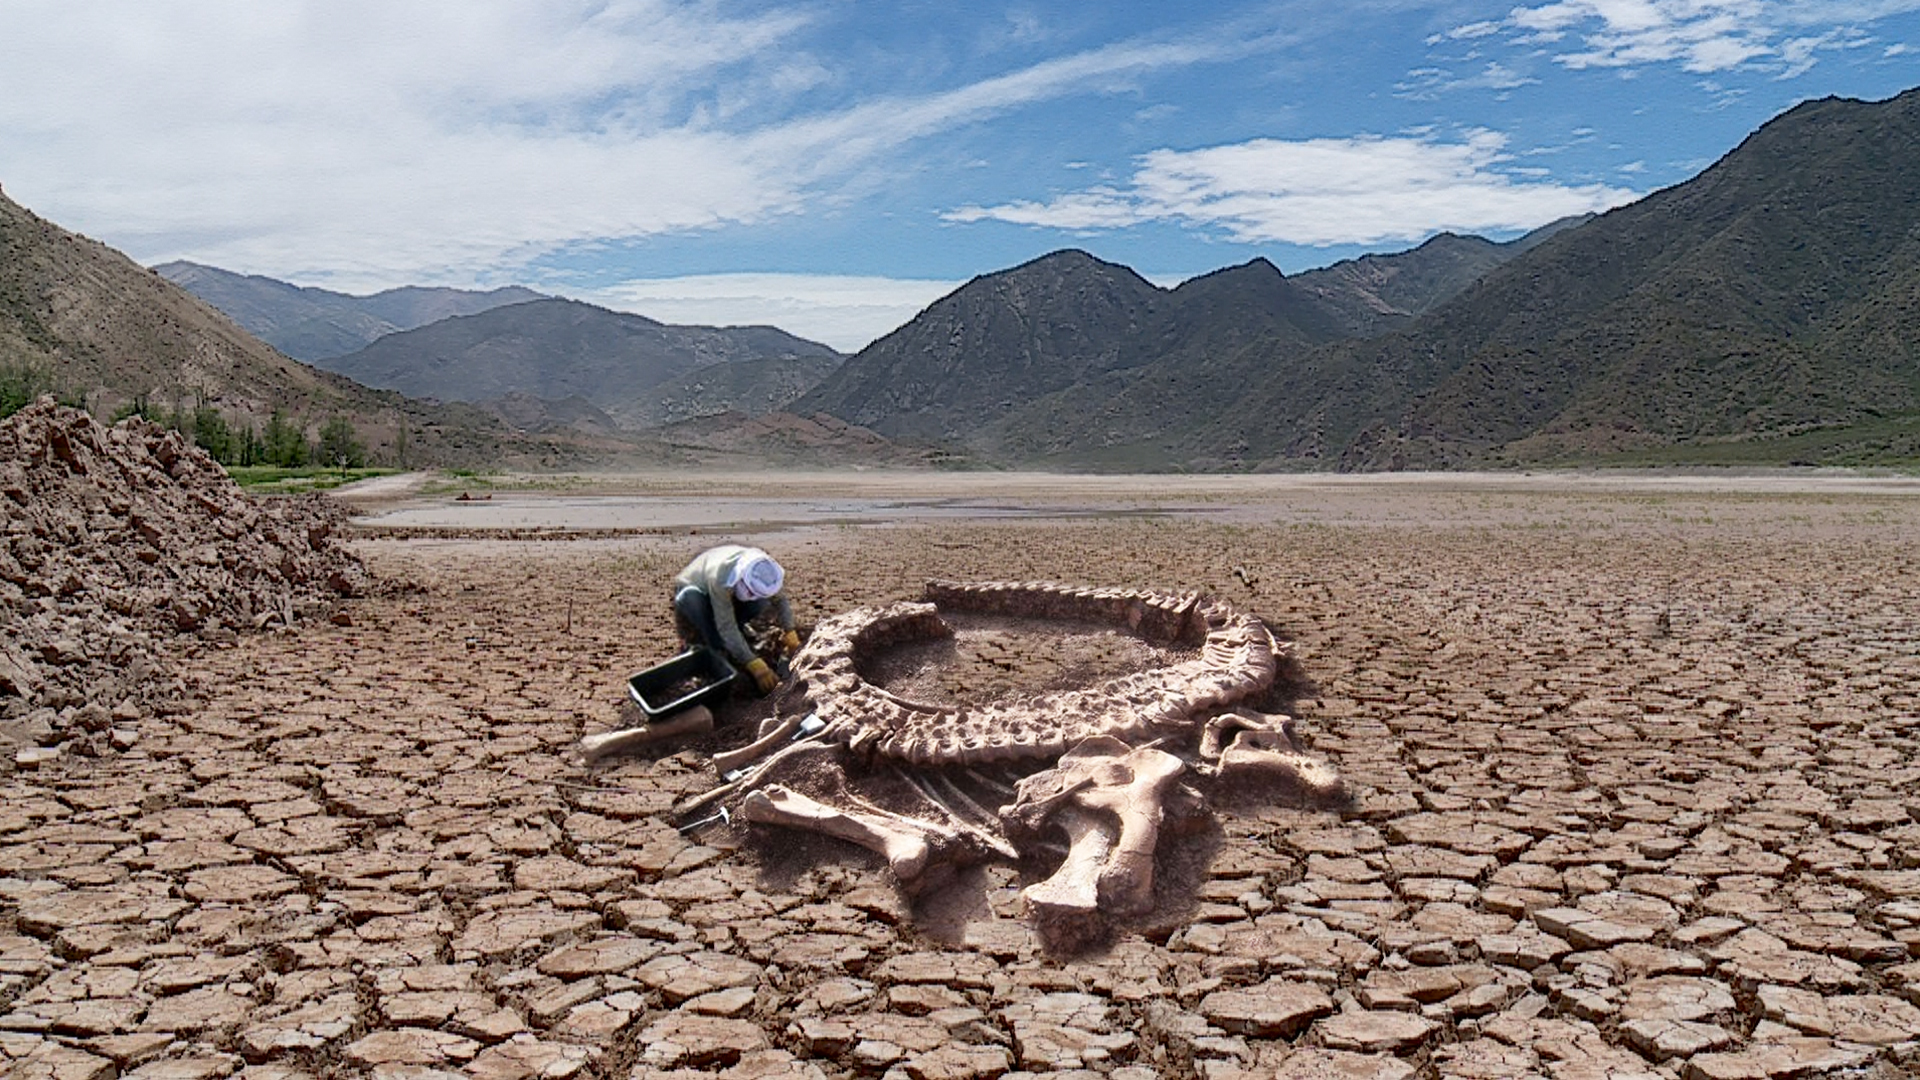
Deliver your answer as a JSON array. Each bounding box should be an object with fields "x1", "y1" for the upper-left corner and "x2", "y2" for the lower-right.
[
  {"x1": 798, "y1": 87, "x2": 1920, "y2": 469},
  {"x1": 9, "y1": 86, "x2": 1919, "y2": 471},
  {"x1": 793, "y1": 222, "x2": 1571, "y2": 458},
  {"x1": 313, "y1": 298, "x2": 842, "y2": 430},
  {"x1": 0, "y1": 186, "x2": 646, "y2": 468},
  {"x1": 155, "y1": 261, "x2": 546, "y2": 361}
]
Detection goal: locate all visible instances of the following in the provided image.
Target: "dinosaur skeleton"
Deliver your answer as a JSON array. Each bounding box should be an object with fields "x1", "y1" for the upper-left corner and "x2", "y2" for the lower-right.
[{"x1": 606, "y1": 580, "x2": 1346, "y2": 947}]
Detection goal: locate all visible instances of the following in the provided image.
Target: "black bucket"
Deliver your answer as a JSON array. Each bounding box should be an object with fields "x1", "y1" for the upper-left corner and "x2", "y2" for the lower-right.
[{"x1": 626, "y1": 646, "x2": 737, "y2": 719}]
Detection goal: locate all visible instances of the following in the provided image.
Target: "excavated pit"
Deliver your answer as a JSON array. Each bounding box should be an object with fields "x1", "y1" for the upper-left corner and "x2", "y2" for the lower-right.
[{"x1": 857, "y1": 612, "x2": 1198, "y2": 709}]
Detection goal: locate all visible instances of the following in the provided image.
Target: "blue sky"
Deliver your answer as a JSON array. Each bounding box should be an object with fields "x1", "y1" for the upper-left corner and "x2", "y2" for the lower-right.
[{"x1": 3, "y1": 1, "x2": 1917, "y2": 351}]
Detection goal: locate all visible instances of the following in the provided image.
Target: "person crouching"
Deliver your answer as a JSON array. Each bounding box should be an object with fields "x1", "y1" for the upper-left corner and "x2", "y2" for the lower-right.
[{"x1": 671, "y1": 545, "x2": 801, "y2": 696}]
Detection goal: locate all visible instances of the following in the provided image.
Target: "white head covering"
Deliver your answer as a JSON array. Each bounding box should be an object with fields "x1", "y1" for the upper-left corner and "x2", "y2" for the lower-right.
[{"x1": 729, "y1": 549, "x2": 784, "y2": 601}]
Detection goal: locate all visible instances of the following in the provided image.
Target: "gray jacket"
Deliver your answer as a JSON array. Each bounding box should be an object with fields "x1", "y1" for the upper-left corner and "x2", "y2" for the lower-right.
[{"x1": 674, "y1": 545, "x2": 795, "y2": 666}]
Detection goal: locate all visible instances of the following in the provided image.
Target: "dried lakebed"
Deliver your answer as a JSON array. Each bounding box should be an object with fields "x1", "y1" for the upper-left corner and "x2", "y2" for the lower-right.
[{"x1": 3, "y1": 475, "x2": 1918, "y2": 1080}]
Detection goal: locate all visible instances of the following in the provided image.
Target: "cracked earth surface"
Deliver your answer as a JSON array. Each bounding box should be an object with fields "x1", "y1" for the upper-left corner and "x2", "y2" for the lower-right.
[{"x1": 3, "y1": 481, "x2": 1919, "y2": 1080}]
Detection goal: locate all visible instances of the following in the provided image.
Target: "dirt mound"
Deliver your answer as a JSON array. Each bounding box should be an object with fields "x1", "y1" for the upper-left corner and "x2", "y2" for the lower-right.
[{"x1": 0, "y1": 397, "x2": 371, "y2": 756}]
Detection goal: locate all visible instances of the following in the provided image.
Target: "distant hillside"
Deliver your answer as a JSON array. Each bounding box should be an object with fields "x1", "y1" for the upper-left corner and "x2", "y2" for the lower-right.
[
  {"x1": 1186, "y1": 87, "x2": 1920, "y2": 469},
  {"x1": 318, "y1": 298, "x2": 842, "y2": 429},
  {"x1": 1287, "y1": 219, "x2": 1586, "y2": 337},
  {"x1": 796, "y1": 226, "x2": 1548, "y2": 457},
  {"x1": 0, "y1": 187, "x2": 540, "y2": 466},
  {"x1": 650, "y1": 410, "x2": 935, "y2": 468},
  {"x1": 797, "y1": 251, "x2": 1163, "y2": 444},
  {"x1": 154, "y1": 260, "x2": 546, "y2": 361},
  {"x1": 625, "y1": 352, "x2": 845, "y2": 428}
]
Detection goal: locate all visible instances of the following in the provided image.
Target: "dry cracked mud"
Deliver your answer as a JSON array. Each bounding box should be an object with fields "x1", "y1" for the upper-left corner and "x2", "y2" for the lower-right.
[{"x1": 3, "y1": 477, "x2": 1919, "y2": 1080}]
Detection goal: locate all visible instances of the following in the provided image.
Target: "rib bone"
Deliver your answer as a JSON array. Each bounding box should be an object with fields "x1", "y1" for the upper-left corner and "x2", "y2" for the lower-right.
[{"x1": 713, "y1": 712, "x2": 811, "y2": 774}]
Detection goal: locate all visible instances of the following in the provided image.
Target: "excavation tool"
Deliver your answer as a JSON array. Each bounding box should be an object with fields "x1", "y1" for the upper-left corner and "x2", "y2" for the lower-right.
[{"x1": 676, "y1": 806, "x2": 731, "y2": 835}]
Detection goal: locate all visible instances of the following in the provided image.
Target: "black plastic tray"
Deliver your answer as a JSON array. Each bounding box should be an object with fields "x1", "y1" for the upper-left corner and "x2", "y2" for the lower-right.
[{"x1": 627, "y1": 646, "x2": 736, "y2": 719}]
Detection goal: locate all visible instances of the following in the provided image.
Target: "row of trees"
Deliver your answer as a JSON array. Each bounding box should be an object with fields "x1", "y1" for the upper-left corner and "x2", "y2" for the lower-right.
[
  {"x1": 1, "y1": 369, "x2": 378, "y2": 470},
  {"x1": 114, "y1": 396, "x2": 367, "y2": 468}
]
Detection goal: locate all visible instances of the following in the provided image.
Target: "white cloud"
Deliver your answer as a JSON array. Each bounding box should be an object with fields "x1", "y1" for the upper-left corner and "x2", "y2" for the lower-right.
[
  {"x1": 0, "y1": 0, "x2": 1260, "y2": 288},
  {"x1": 1397, "y1": 60, "x2": 1540, "y2": 97},
  {"x1": 566, "y1": 273, "x2": 962, "y2": 353},
  {"x1": 1495, "y1": 0, "x2": 1920, "y2": 74},
  {"x1": 945, "y1": 132, "x2": 1640, "y2": 246}
]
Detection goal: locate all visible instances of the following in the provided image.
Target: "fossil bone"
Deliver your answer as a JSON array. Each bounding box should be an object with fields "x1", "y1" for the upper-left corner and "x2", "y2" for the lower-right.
[
  {"x1": 1020, "y1": 803, "x2": 1114, "y2": 921},
  {"x1": 782, "y1": 581, "x2": 1280, "y2": 768},
  {"x1": 1006, "y1": 736, "x2": 1188, "y2": 918},
  {"x1": 713, "y1": 712, "x2": 812, "y2": 774},
  {"x1": 580, "y1": 705, "x2": 714, "y2": 759},
  {"x1": 894, "y1": 767, "x2": 1020, "y2": 859},
  {"x1": 739, "y1": 783, "x2": 958, "y2": 882},
  {"x1": 675, "y1": 580, "x2": 1343, "y2": 946},
  {"x1": 1199, "y1": 709, "x2": 1347, "y2": 804}
]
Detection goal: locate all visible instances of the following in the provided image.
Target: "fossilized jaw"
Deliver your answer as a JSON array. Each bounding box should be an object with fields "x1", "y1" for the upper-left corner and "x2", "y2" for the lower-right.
[{"x1": 1201, "y1": 709, "x2": 1348, "y2": 807}]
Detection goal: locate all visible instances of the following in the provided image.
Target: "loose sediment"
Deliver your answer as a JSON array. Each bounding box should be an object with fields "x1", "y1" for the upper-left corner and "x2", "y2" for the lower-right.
[{"x1": 0, "y1": 398, "x2": 370, "y2": 759}]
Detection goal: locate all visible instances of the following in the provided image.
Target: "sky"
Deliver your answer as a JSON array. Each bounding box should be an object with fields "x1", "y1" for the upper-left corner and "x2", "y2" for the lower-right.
[{"x1": 3, "y1": 2, "x2": 1917, "y2": 352}]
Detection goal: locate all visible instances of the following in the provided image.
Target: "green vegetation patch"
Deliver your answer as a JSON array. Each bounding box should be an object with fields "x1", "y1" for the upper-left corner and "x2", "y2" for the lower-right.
[
  {"x1": 1585, "y1": 412, "x2": 1920, "y2": 470},
  {"x1": 225, "y1": 465, "x2": 398, "y2": 493},
  {"x1": 1, "y1": 364, "x2": 80, "y2": 418}
]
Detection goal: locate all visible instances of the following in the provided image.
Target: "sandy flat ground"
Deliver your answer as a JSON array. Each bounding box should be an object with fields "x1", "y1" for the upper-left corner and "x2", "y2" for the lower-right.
[{"x1": 4, "y1": 472, "x2": 1919, "y2": 1079}]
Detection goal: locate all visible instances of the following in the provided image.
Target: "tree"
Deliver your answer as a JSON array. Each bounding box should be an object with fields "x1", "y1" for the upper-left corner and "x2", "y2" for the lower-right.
[
  {"x1": 316, "y1": 415, "x2": 365, "y2": 469},
  {"x1": 263, "y1": 410, "x2": 309, "y2": 467},
  {"x1": 191, "y1": 404, "x2": 234, "y2": 462},
  {"x1": 235, "y1": 422, "x2": 265, "y2": 466}
]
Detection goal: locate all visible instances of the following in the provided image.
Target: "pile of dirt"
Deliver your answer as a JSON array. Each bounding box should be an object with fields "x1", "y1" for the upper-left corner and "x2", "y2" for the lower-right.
[{"x1": 0, "y1": 397, "x2": 371, "y2": 756}]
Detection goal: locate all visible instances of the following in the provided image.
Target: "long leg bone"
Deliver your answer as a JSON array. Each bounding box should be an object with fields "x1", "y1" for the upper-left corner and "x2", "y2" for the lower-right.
[
  {"x1": 581, "y1": 706, "x2": 714, "y2": 759},
  {"x1": 672, "y1": 737, "x2": 838, "y2": 820},
  {"x1": 739, "y1": 784, "x2": 958, "y2": 882}
]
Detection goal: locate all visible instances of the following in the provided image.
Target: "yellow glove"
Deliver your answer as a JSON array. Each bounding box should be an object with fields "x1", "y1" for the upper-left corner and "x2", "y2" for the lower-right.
[
  {"x1": 781, "y1": 630, "x2": 803, "y2": 655},
  {"x1": 744, "y1": 657, "x2": 779, "y2": 695}
]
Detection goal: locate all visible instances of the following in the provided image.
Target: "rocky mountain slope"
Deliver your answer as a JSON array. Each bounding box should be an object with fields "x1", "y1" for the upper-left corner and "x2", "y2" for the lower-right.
[
  {"x1": 0, "y1": 188, "x2": 642, "y2": 468},
  {"x1": 795, "y1": 225, "x2": 1559, "y2": 458},
  {"x1": 803, "y1": 88, "x2": 1920, "y2": 469},
  {"x1": 1192, "y1": 87, "x2": 1920, "y2": 469},
  {"x1": 1285, "y1": 219, "x2": 1587, "y2": 338},
  {"x1": 155, "y1": 260, "x2": 545, "y2": 361},
  {"x1": 316, "y1": 298, "x2": 843, "y2": 430}
]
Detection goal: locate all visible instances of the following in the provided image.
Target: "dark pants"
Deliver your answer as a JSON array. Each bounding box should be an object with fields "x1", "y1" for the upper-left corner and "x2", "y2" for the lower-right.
[{"x1": 672, "y1": 586, "x2": 769, "y2": 666}]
